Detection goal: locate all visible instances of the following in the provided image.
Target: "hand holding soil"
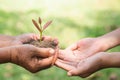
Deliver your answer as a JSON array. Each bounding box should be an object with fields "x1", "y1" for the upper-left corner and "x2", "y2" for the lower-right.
[{"x1": 26, "y1": 17, "x2": 59, "y2": 66}]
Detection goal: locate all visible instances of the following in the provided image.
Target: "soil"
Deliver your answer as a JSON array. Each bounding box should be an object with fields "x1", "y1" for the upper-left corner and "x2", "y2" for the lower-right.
[{"x1": 26, "y1": 40, "x2": 57, "y2": 49}]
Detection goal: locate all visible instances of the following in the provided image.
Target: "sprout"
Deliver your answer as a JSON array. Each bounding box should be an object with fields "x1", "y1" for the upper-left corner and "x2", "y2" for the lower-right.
[{"x1": 32, "y1": 17, "x2": 52, "y2": 42}]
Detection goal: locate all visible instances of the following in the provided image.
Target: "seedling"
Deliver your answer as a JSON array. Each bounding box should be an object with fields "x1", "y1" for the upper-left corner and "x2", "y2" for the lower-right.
[
  {"x1": 31, "y1": 17, "x2": 58, "y2": 65},
  {"x1": 32, "y1": 17, "x2": 52, "y2": 42}
]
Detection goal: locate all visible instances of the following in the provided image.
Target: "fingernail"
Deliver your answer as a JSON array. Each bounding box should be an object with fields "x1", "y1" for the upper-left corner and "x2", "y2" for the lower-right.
[
  {"x1": 49, "y1": 49, "x2": 55, "y2": 55},
  {"x1": 68, "y1": 72, "x2": 72, "y2": 76}
]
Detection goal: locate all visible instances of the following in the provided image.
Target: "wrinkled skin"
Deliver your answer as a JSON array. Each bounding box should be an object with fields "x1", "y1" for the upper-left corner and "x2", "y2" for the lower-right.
[
  {"x1": 0, "y1": 33, "x2": 39, "y2": 47},
  {"x1": 10, "y1": 44, "x2": 54, "y2": 73},
  {"x1": 0, "y1": 33, "x2": 58, "y2": 73}
]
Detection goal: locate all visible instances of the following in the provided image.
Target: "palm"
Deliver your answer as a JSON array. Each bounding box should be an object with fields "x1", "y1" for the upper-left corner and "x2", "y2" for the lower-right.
[
  {"x1": 56, "y1": 52, "x2": 103, "y2": 78},
  {"x1": 58, "y1": 38, "x2": 101, "y2": 61}
]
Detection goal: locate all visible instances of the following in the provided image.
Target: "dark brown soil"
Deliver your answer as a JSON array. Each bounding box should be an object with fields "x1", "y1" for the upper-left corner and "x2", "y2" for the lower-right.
[{"x1": 26, "y1": 40, "x2": 57, "y2": 49}]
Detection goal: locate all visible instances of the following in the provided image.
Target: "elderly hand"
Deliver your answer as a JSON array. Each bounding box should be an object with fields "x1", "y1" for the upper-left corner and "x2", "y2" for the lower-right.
[
  {"x1": 8, "y1": 44, "x2": 55, "y2": 73},
  {"x1": 0, "y1": 33, "x2": 39, "y2": 47}
]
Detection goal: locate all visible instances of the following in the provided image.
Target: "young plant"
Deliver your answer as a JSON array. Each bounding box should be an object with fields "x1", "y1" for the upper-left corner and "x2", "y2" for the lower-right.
[{"x1": 32, "y1": 17, "x2": 52, "y2": 42}]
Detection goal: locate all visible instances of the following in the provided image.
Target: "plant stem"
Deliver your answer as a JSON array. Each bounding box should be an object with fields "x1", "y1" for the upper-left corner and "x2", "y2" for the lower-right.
[{"x1": 40, "y1": 31, "x2": 42, "y2": 42}]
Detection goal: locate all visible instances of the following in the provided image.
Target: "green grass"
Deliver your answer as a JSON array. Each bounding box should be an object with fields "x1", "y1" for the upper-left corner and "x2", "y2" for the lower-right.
[{"x1": 0, "y1": 0, "x2": 120, "y2": 80}]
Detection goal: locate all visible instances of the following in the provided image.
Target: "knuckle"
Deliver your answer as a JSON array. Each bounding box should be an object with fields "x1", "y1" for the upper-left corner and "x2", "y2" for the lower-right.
[
  {"x1": 80, "y1": 74, "x2": 89, "y2": 78},
  {"x1": 30, "y1": 69, "x2": 38, "y2": 73},
  {"x1": 28, "y1": 65, "x2": 38, "y2": 73}
]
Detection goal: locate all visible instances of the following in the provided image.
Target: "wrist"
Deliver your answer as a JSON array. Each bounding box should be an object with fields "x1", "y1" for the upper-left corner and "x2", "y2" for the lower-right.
[
  {"x1": 0, "y1": 36, "x2": 16, "y2": 47},
  {"x1": 96, "y1": 35, "x2": 119, "y2": 51},
  {"x1": 97, "y1": 28, "x2": 120, "y2": 51},
  {"x1": 9, "y1": 46, "x2": 19, "y2": 64},
  {"x1": 0, "y1": 47, "x2": 12, "y2": 63},
  {"x1": 102, "y1": 52, "x2": 120, "y2": 68},
  {"x1": 100, "y1": 52, "x2": 114, "y2": 68}
]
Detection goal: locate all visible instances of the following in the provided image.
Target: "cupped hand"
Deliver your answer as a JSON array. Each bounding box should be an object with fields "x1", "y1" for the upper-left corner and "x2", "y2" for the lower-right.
[
  {"x1": 58, "y1": 38, "x2": 107, "y2": 61},
  {"x1": 56, "y1": 52, "x2": 105, "y2": 78},
  {"x1": 12, "y1": 33, "x2": 40, "y2": 45},
  {"x1": 0, "y1": 33, "x2": 40, "y2": 47},
  {"x1": 10, "y1": 44, "x2": 55, "y2": 73}
]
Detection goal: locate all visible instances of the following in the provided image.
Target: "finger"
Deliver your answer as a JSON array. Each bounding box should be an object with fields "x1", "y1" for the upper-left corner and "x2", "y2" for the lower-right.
[
  {"x1": 66, "y1": 43, "x2": 77, "y2": 50},
  {"x1": 68, "y1": 68, "x2": 84, "y2": 76},
  {"x1": 79, "y1": 73, "x2": 91, "y2": 78},
  {"x1": 18, "y1": 33, "x2": 39, "y2": 43},
  {"x1": 36, "y1": 48, "x2": 55, "y2": 58},
  {"x1": 58, "y1": 50, "x2": 71, "y2": 61},
  {"x1": 32, "y1": 34, "x2": 40, "y2": 40},
  {"x1": 55, "y1": 59, "x2": 75, "y2": 71},
  {"x1": 68, "y1": 69, "x2": 80, "y2": 76},
  {"x1": 58, "y1": 50, "x2": 66, "y2": 59},
  {"x1": 68, "y1": 70, "x2": 91, "y2": 78},
  {"x1": 58, "y1": 50, "x2": 77, "y2": 62},
  {"x1": 66, "y1": 40, "x2": 86, "y2": 51},
  {"x1": 52, "y1": 38, "x2": 59, "y2": 45},
  {"x1": 57, "y1": 59, "x2": 78, "y2": 66},
  {"x1": 42, "y1": 36, "x2": 59, "y2": 46},
  {"x1": 51, "y1": 47, "x2": 59, "y2": 65},
  {"x1": 38, "y1": 56, "x2": 53, "y2": 69},
  {"x1": 42, "y1": 36, "x2": 53, "y2": 41}
]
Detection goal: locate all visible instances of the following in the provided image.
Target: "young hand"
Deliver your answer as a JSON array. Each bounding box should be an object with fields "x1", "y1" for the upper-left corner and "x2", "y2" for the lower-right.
[
  {"x1": 58, "y1": 38, "x2": 106, "y2": 62},
  {"x1": 56, "y1": 52, "x2": 106, "y2": 78},
  {"x1": 58, "y1": 28, "x2": 120, "y2": 61}
]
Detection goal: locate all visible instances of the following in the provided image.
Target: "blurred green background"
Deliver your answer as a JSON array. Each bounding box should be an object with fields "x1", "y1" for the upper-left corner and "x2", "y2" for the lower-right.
[{"x1": 0, "y1": 0, "x2": 120, "y2": 80}]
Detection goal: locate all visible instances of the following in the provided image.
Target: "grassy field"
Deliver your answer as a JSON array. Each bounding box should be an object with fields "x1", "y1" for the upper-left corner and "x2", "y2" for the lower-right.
[{"x1": 0, "y1": 0, "x2": 120, "y2": 80}]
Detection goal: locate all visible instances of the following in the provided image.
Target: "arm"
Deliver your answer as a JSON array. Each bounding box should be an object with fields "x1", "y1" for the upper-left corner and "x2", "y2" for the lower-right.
[
  {"x1": 98, "y1": 28, "x2": 120, "y2": 51},
  {"x1": 84, "y1": 28, "x2": 120, "y2": 56},
  {"x1": 0, "y1": 47, "x2": 11, "y2": 63},
  {"x1": 101, "y1": 52, "x2": 120, "y2": 68},
  {"x1": 58, "y1": 28, "x2": 120, "y2": 61},
  {"x1": 0, "y1": 34, "x2": 15, "y2": 40},
  {"x1": 0, "y1": 35, "x2": 15, "y2": 47}
]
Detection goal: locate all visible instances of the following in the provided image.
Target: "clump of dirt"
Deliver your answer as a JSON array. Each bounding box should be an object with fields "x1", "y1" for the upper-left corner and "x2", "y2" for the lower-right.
[{"x1": 30, "y1": 40, "x2": 57, "y2": 49}]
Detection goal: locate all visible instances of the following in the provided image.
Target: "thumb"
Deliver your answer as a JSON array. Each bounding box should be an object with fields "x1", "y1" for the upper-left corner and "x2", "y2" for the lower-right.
[
  {"x1": 66, "y1": 43, "x2": 77, "y2": 50},
  {"x1": 17, "y1": 33, "x2": 39, "y2": 43},
  {"x1": 36, "y1": 48, "x2": 55, "y2": 58},
  {"x1": 68, "y1": 69, "x2": 91, "y2": 78},
  {"x1": 37, "y1": 56, "x2": 53, "y2": 69},
  {"x1": 68, "y1": 68, "x2": 82, "y2": 76}
]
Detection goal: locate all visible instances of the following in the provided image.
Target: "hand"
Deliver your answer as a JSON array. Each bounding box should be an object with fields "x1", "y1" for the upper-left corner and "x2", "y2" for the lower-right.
[
  {"x1": 9, "y1": 44, "x2": 55, "y2": 73},
  {"x1": 59, "y1": 28, "x2": 120, "y2": 61},
  {"x1": 0, "y1": 33, "x2": 58, "y2": 48},
  {"x1": 56, "y1": 52, "x2": 105, "y2": 78},
  {"x1": 58, "y1": 38, "x2": 107, "y2": 61},
  {"x1": 12, "y1": 34, "x2": 58, "y2": 46},
  {"x1": 0, "y1": 33, "x2": 39, "y2": 47},
  {"x1": 11, "y1": 33, "x2": 40, "y2": 45}
]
